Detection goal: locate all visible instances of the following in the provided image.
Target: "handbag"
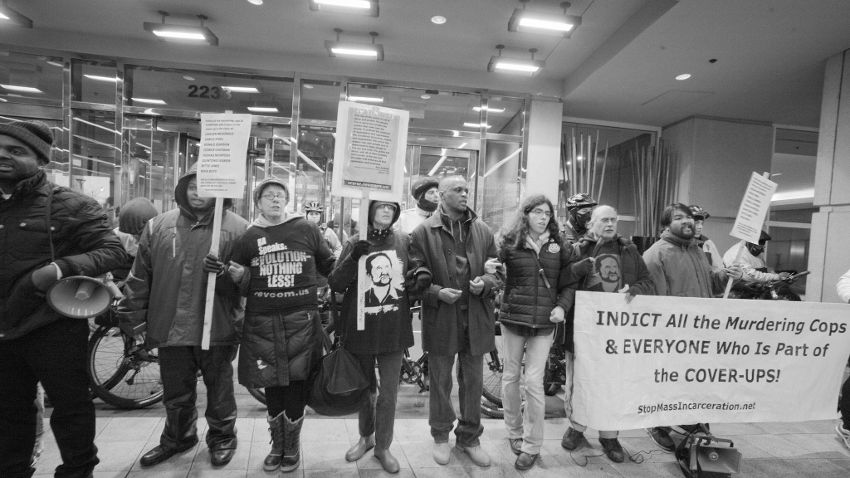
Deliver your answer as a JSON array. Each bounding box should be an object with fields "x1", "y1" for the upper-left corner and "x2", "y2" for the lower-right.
[{"x1": 307, "y1": 297, "x2": 371, "y2": 416}]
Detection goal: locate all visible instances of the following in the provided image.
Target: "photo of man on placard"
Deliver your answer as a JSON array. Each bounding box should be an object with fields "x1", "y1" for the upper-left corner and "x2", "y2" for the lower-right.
[{"x1": 360, "y1": 250, "x2": 405, "y2": 319}]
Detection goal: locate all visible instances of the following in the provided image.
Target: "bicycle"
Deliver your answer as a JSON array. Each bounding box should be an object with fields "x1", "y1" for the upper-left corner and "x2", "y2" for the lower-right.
[{"x1": 87, "y1": 305, "x2": 164, "y2": 409}]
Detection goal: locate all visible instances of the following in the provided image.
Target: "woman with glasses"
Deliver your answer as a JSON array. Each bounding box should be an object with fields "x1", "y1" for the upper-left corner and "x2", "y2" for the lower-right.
[
  {"x1": 490, "y1": 194, "x2": 577, "y2": 470},
  {"x1": 227, "y1": 178, "x2": 335, "y2": 474}
]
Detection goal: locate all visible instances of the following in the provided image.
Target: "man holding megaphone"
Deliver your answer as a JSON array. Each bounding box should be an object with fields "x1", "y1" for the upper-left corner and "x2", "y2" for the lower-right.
[{"x1": 0, "y1": 120, "x2": 129, "y2": 478}]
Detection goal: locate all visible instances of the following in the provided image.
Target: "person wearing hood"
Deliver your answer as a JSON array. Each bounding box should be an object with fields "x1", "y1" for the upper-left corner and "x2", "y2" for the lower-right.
[
  {"x1": 0, "y1": 120, "x2": 128, "y2": 478},
  {"x1": 328, "y1": 200, "x2": 431, "y2": 473},
  {"x1": 723, "y1": 230, "x2": 791, "y2": 286},
  {"x1": 112, "y1": 197, "x2": 158, "y2": 282},
  {"x1": 226, "y1": 178, "x2": 335, "y2": 474},
  {"x1": 408, "y1": 175, "x2": 501, "y2": 468},
  {"x1": 117, "y1": 165, "x2": 248, "y2": 469},
  {"x1": 396, "y1": 176, "x2": 439, "y2": 234},
  {"x1": 560, "y1": 205, "x2": 654, "y2": 463}
]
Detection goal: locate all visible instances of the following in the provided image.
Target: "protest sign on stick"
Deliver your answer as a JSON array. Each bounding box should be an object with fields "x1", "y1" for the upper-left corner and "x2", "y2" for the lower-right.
[
  {"x1": 331, "y1": 101, "x2": 408, "y2": 330},
  {"x1": 197, "y1": 112, "x2": 251, "y2": 350},
  {"x1": 571, "y1": 291, "x2": 850, "y2": 430}
]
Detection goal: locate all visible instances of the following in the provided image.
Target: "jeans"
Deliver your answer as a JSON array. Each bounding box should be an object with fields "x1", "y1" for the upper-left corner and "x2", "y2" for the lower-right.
[
  {"x1": 428, "y1": 341, "x2": 484, "y2": 447},
  {"x1": 0, "y1": 318, "x2": 99, "y2": 478},
  {"x1": 158, "y1": 345, "x2": 239, "y2": 451},
  {"x1": 563, "y1": 351, "x2": 618, "y2": 439},
  {"x1": 354, "y1": 350, "x2": 403, "y2": 450},
  {"x1": 501, "y1": 326, "x2": 553, "y2": 454}
]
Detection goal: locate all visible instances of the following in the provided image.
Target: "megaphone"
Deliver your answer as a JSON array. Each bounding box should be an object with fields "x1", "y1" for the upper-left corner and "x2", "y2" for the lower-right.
[{"x1": 46, "y1": 276, "x2": 116, "y2": 319}]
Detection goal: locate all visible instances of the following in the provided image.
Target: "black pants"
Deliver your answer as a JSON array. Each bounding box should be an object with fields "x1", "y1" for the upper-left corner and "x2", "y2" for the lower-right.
[
  {"x1": 158, "y1": 345, "x2": 239, "y2": 450},
  {"x1": 266, "y1": 381, "x2": 309, "y2": 420},
  {"x1": 0, "y1": 319, "x2": 98, "y2": 478},
  {"x1": 841, "y1": 368, "x2": 850, "y2": 430}
]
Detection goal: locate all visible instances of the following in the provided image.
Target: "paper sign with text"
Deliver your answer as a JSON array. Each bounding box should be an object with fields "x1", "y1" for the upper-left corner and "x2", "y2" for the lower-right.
[
  {"x1": 729, "y1": 172, "x2": 777, "y2": 243},
  {"x1": 197, "y1": 113, "x2": 251, "y2": 198},
  {"x1": 571, "y1": 291, "x2": 850, "y2": 430},
  {"x1": 331, "y1": 101, "x2": 408, "y2": 202}
]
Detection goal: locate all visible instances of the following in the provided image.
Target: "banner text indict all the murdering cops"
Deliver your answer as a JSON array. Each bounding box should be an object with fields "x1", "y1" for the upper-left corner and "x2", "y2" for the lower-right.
[{"x1": 570, "y1": 291, "x2": 850, "y2": 430}]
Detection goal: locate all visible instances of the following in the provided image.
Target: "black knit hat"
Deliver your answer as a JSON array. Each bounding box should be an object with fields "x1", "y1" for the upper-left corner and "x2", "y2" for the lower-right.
[
  {"x1": 410, "y1": 176, "x2": 439, "y2": 200},
  {"x1": 0, "y1": 120, "x2": 54, "y2": 163}
]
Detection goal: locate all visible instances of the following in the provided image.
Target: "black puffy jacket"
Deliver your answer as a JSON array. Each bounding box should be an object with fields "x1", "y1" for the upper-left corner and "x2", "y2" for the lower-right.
[
  {"x1": 498, "y1": 234, "x2": 576, "y2": 329},
  {"x1": 0, "y1": 171, "x2": 129, "y2": 340}
]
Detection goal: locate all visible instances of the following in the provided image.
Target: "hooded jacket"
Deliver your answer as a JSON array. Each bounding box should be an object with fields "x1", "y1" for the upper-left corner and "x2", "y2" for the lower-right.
[
  {"x1": 232, "y1": 186, "x2": 335, "y2": 388},
  {"x1": 642, "y1": 230, "x2": 725, "y2": 297},
  {"x1": 118, "y1": 167, "x2": 248, "y2": 347},
  {"x1": 329, "y1": 201, "x2": 424, "y2": 355},
  {"x1": 0, "y1": 170, "x2": 129, "y2": 340},
  {"x1": 409, "y1": 204, "x2": 501, "y2": 356}
]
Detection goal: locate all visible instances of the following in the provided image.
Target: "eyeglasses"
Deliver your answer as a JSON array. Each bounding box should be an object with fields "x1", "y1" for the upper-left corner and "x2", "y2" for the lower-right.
[
  {"x1": 261, "y1": 192, "x2": 286, "y2": 201},
  {"x1": 529, "y1": 208, "x2": 552, "y2": 217}
]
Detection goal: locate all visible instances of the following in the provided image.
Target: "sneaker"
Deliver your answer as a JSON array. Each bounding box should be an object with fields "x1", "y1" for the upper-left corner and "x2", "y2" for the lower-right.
[
  {"x1": 508, "y1": 438, "x2": 522, "y2": 456},
  {"x1": 432, "y1": 441, "x2": 451, "y2": 465},
  {"x1": 561, "y1": 427, "x2": 585, "y2": 450},
  {"x1": 648, "y1": 427, "x2": 675, "y2": 452},
  {"x1": 598, "y1": 438, "x2": 625, "y2": 463},
  {"x1": 457, "y1": 444, "x2": 491, "y2": 467},
  {"x1": 836, "y1": 423, "x2": 850, "y2": 450},
  {"x1": 514, "y1": 452, "x2": 538, "y2": 470}
]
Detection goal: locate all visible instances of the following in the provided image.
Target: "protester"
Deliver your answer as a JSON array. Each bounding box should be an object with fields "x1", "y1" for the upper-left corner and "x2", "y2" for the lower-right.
[
  {"x1": 836, "y1": 268, "x2": 850, "y2": 449},
  {"x1": 118, "y1": 165, "x2": 248, "y2": 468},
  {"x1": 0, "y1": 120, "x2": 129, "y2": 478},
  {"x1": 562, "y1": 192, "x2": 597, "y2": 243},
  {"x1": 328, "y1": 200, "x2": 431, "y2": 473},
  {"x1": 409, "y1": 175, "x2": 501, "y2": 467},
  {"x1": 689, "y1": 205, "x2": 723, "y2": 271},
  {"x1": 112, "y1": 197, "x2": 158, "y2": 283},
  {"x1": 493, "y1": 194, "x2": 575, "y2": 470},
  {"x1": 641, "y1": 203, "x2": 741, "y2": 450},
  {"x1": 305, "y1": 200, "x2": 343, "y2": 258},
  {"x1": 228, "y1": 178, "x2": 335, "y2": 473},
  {"x1": 561, "y1": 205, "x2": 654, "y2": 462},
  {"x1": 397, "y1": 176, "x2": 440, "y2": 234},
  {"x1": 723, "y1": 230, "x2": 791, "y2": 285}
]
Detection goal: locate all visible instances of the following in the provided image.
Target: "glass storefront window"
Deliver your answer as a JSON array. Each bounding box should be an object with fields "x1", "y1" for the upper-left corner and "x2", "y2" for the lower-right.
[
  {"x1": 72, "y1": 59, "x2": 118, "y2": 104},
  {"x1": 0, "y1": 52, "x2": 63, "y2": 107},
  {"x1": 477, "y1": 140, "x2": 521, "y2": 228},
  {"x1": 71, "y1": 109, "x2": 119, "y2": 223}
]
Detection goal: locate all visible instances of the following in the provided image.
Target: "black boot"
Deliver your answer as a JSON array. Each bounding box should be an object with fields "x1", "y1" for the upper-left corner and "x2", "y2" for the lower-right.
[
  {"x1": 280, "y1": 412, "x2": 304, "y2": 473},
  {"x1": 263, "y1": 412, "x2": 285, "y2": 472}
]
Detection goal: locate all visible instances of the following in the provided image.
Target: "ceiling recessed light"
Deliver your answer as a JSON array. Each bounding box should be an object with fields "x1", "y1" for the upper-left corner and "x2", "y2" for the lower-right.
[
  {"x1": 303, "y1": 84, "x2": 315, "y2": 89},
  {"x1": 246, "y1": 0, "x2": 264, "y2": 4},
  {"x1": 675, "y1": 73, "x2": 692, "y2": 81},
  {"x1": 420, "y1": 94, "x2": 431, "y2": 100},
  {"x1": 222, "y1": 86, "x2": 260, "y2": 93},
  {"x1": 132, "y1": 98, "x2": 167, "y2": 105},
  {"x1": 84, "y1": 74, "x2": 118, "y2": 83},
  {"x1": 183, "y1": 75, "x2": 195, "y2": 81},
  {"x1": 431, "y1": 15, "x2": 447, "y2": 25},
  {"x1": 0, "y1": 84, "x2": 43, "y2": 93},
  {"x1": 247, "y1": 106, "x2": 279, "y2": 113}
]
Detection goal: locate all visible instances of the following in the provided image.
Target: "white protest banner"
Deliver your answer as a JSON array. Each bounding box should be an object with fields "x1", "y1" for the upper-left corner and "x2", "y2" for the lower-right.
[
  {"x1": 196, "y1": 112, "x2": 251, "y2": 349},
  {"x1": 331, "y1": 101, "x2": 408, "y2": 202},
  {"x1": 729, "y1": 172, "x2": 777, "y2": 244},
  {"x1": 572, "y1": 291, "x2": 850, "y2": 430},
  {"x1": 197, "y1": 113, "x2": 251, "y2": 198}
]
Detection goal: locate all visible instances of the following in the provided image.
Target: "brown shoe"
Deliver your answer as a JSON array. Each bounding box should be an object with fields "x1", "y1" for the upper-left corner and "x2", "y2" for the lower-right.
[
  {"x1": 561, "y1": 427, "x2": 585, "y2": 450},
  {"x1": 514, "y1": 452, "x2": 538, "y2": 471},
  {"x1": 599, "y1": 438, "x2": 624, "y2": 463}
]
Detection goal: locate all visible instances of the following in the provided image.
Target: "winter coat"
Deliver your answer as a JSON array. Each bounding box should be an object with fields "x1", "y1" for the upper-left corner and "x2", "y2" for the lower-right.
[
  {"x1": 233, "y1": 215, "x2": 335, "y2": 388},
  {"x1": 0, "y1": 171, "x2": 129, "y2": 340},
  {"x1": 498, "y1": 233, "x2": 575, "y2": 330},
  {"x1": 329, "y1": 227, "x2": 420, "y2": 355},
  {"x1": 409, "y1": 206, "x2": 501, "y2": 356},
  {"x1": 118, "y1": 169, "x2": 248, "y2": 348},
  {"x1": 642, "y1": 231, "x2": 725, "y2": 297}
]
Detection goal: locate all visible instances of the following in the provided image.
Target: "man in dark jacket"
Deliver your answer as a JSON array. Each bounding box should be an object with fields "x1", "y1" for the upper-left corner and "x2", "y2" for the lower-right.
[
  {"x1": 0, "y1": 120, "x2": 129, "y2": 478},
  {"x1": 118, "y1": 167, "x2": 248, "y2": 468},
  {"x1": 409, "y1": 175, "x2": 501, "y2": 468},
  {"x1": 560, "y1": 205, "x2": 654, "y2": 463}
]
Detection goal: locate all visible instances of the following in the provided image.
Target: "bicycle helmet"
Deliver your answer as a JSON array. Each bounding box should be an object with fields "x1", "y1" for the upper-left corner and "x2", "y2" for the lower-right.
[
  {"x1": 566, "y1": 192, "x2": 597, "y2": 211},
  {"x1": 304, "y1": 201, "x2": 323, "y2": 213},
  {"x1": 689, "y1": 205, "x2": 710, "y2": 220}
]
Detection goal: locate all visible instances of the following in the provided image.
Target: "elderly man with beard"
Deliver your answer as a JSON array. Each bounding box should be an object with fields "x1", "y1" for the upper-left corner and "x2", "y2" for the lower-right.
[
  {"x1": 561, "y1": 205, "x2": 654, "y2": 463},
  {"x1": 641, "y1": 203, "x2": 742, "y2": 450}
]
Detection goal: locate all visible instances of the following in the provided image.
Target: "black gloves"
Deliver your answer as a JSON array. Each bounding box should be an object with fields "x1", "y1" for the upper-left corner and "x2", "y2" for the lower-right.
[
  {"x1": 350, "y1": 240, "x2": 371, "y2": 261},
  {"x1": 406, "y1": 269, "x2": 432, "y2": 292},
  {"x1": 570, "y1": 257, "x2": 595, "y2": 279},
  {"x1": 203, "y1": 254, "x2": 225, "y2": 276}
]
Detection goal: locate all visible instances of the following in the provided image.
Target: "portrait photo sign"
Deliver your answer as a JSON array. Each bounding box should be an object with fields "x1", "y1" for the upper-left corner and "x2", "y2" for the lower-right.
[{"x1": 356, "y1": 250, "x2": 405, "y2": 331}]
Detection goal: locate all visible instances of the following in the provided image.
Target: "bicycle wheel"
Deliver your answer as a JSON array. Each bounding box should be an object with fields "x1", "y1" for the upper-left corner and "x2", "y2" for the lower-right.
[
  {"x1": 87, "y1": 326, "x2": 163, "y2": 409},
  {"x1": 481, "y1": 334, "x2": 504, "y2": 407}
]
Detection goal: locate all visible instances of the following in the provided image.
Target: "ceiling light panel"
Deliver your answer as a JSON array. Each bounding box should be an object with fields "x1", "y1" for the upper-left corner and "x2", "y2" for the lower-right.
[
  {"x1": 247, "y1": 106, "x2": 279, "y2": 112},
  {"x1": 508, "y1": 9, "x2": 581, "y2": 36},
  {"x1": 488, "y1": 57, "x2": 544, "y2": 74},
  {"x1": 143, "y1": 22, "x2": 219, "y2": 46},
  {"x1": 0, "y1": 84, "x2": 43, "y2": 93},
  {"x1": 222, "y1": 86, "x2": 260, "y2": 93},
  {"x1": 325, "y1": 41, "x2": 384, "y2": 60},
  {"x1": 309, "y1": 0, "x2": 379, "y2": 17}
]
